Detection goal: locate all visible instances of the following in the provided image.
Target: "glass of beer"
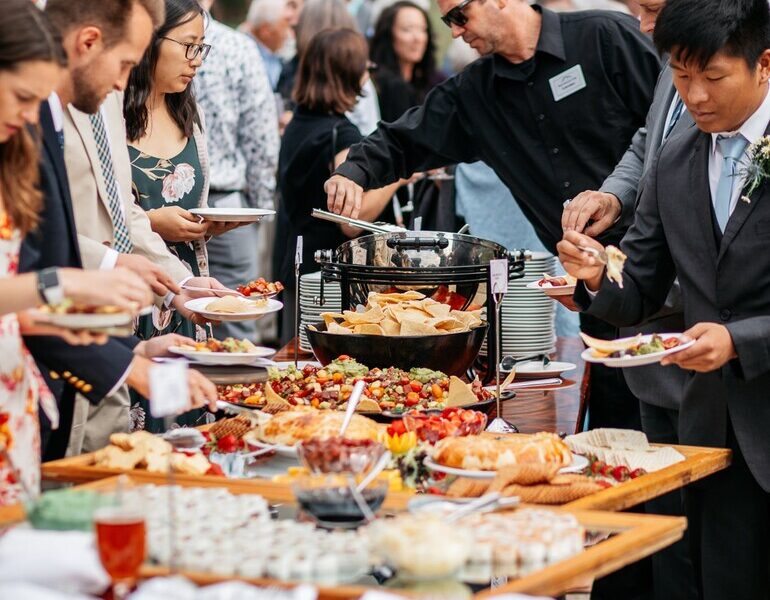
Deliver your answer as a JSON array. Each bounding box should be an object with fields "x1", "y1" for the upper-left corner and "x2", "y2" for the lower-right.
[{"x1": 94, "y1": 506, "x2": 146, "y2": 599}]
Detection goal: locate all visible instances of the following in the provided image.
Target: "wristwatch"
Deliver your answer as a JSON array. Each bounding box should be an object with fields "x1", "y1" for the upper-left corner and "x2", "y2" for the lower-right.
[{"x1": 37, "y1": 267, "x2": 64, "y2": 305}]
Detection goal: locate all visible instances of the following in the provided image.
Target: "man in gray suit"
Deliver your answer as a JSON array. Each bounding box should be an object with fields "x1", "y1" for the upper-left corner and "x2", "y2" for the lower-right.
[
  {"x1": 561, "y1": 2, "x2": 696, "y2": 596},
  {"x1": 559, "y1": 0, "x2": 770, "y2": 595}
]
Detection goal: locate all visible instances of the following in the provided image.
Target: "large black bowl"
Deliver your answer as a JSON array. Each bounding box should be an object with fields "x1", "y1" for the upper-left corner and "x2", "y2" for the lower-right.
[{"x1": 305, "y1": 321, "x2": 488, "y2": 377}]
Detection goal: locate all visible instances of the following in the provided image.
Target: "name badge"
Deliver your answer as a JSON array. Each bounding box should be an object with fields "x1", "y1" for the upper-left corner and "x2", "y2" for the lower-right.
[{"x1": 549, "y1": 65, "x2": 587, "y2": 102}]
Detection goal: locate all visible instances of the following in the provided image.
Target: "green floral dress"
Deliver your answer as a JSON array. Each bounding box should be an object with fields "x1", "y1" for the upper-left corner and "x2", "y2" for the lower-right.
[
  {"x1": 129, "y1": 137, "x2": 205, "y2": 341},
  {"x1": 129, "y1": 137, "x2": 208, "y2": 432}
]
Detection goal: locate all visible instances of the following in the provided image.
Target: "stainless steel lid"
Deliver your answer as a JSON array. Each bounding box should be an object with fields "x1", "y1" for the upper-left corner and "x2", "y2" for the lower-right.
[{"x1": 332, "y1": 232, "x2": 511, "y2": 269}]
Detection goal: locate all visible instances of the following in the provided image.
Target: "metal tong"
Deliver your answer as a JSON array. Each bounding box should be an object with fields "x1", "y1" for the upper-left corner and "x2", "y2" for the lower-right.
[{"x1": 311, "y1": 209, "x2": 406, "y2": 234}]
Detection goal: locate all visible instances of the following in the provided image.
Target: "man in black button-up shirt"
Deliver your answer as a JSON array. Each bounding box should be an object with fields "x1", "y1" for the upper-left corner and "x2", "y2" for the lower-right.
[
  {"x1": 325, "y1": 1, "x2": 660, "y2": 438},
  {"x1": 326, "y1": 3, "x2": 660, "y2": 253}
]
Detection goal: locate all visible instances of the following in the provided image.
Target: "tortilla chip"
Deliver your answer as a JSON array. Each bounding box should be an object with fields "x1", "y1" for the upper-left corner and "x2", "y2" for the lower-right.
[
  {"x1": 321, "y1": 312, "x2": 345, "y2": 326},
  {"x1": 446, "y1": 375, "x2": 480, "y2": 407},
  {"x1": 452, "y1": 310, "x2": 483, "y2": 328},
  {"x1": 400, "y1": 320, "x2": 441, "y2": 336},
  {"x1": 579, "y1": 332, "x2": 641, "y2": 354},
  {"x1": 380, "y1": 317, "x2": 401, "y2": 335},
  {"x1": 354, "y1": 323, "x2": 385, "y2": 335},
  {"x1": 356, "y1": 398, "x2": 382, "y2": 413},
  {"x1": 431, "y1": 317, "x2": 467, "y2": 332},
  {"x1": 425, "y1": 303, "x2": 452, "y2": 318},
  {"x1": 327, "y1": 321, "x2": 353, "y2": 335},
  {"x1": 264, "y1": 384, "x2": 289, "y2": 406},
  {"x1": 343, "y1": 305, "x2": 385, "y2": 324},
  {"x1": 368, "y1": 291, "x2": 426, "y2": 305},
  {"x1": 390, "y1": 306, "x2": 432, "y2": 324}
]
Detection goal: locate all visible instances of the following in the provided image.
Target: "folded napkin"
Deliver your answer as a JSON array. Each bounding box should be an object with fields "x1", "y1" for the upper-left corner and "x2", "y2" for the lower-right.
[
  {"x1": 130, "y1": 577, "x2": 317, "y2": 600},
  {"x1": 0, "y1": 528, "x2": 109, "y2": 595}
]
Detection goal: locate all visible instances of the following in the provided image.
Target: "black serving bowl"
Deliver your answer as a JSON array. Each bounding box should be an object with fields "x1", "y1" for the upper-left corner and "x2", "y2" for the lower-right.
[{"x1": 306, "y1": 321, "x2": 488, "y2": 378}]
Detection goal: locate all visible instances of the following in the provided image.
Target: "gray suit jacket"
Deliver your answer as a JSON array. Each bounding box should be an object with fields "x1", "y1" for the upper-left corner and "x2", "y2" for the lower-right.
[
  {"x1": 577, "y1": 120, "x2": 770, "y2": 491},
  {"x1": 599, "y1": 62, "x2": 694, "y2": 410}
]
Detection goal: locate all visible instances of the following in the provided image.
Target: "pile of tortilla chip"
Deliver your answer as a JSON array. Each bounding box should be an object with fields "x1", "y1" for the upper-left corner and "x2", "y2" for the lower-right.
[{"x1": 313, "y1": 291, "x2": 484, "y2": 336}]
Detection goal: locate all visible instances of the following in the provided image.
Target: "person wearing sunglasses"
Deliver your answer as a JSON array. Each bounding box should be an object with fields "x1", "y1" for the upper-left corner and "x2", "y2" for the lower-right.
[{"x1": 325, "y1": 0, "x2": 661, "y2": 528}]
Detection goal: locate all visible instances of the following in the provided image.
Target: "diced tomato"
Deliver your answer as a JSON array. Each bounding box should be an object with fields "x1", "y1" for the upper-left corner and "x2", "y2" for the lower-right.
[
  {"x1": 387, "y1": 420, "x2": 406, "y2": 436},
  {"x1": 337, "y1": 355, "x2": 351, "y2": 361},
  {"x1": 409, "y1": 380, "x2": 423, "y2": 393},
  {"x1": 406, "y1": 392, "x2": 420, "y2": 406}
]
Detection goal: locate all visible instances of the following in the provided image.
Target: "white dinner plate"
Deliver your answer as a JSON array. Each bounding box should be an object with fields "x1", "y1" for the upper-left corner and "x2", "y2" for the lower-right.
[
  {"x1": 190, "y1": 208, "x2": 276, "y2": 223},
  {"x1": 525, "y1": 280, "x2": 577, "y2": 297},
  {"x1": 30, "y1": 307, "x2": 147, "y2": 331},
  {"x1": 423, "y1": 454, "x2": 589, "y2": 480},
  {"x1": 183, "y1": 297, "x2": 283, "y2": 322},
  {"x1": 169, "y1": 345, "x2": 276, "y2": 365},
  {"x1": 508, "y1": 361, "x2": 577, "y2": 379},
  {"x1": 581, "y1": 333, "x2": 694, "y2": 368}
]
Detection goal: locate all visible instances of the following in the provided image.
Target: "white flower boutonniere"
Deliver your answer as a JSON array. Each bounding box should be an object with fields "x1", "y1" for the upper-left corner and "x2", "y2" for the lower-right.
[{"x1": 740, "y1": 135, "x2": 770, "y2": 204}]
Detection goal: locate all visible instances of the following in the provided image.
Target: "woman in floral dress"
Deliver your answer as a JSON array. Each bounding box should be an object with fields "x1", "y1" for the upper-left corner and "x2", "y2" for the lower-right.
[
  {"x1": 0, "y1": 2, "x2": 154, "y2": 504},
  {"x1": 124, "y1": 0, "x2": 241, "y2": 431}
]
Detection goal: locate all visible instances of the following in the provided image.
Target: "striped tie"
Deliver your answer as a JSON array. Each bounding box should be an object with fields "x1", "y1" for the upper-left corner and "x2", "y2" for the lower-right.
[{"x1": 88, "y1": 113, "x2": 134, "y2": 254}]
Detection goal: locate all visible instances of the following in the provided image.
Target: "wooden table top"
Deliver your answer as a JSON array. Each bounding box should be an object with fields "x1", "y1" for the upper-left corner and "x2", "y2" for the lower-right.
[{"x1": 273, "y1": 336, "x2": 588, "y2": 435}]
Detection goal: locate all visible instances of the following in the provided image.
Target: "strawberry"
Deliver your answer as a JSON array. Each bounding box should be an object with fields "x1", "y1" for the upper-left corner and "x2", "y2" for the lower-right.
[
  {"x1": 612, "y1": 465, "x2": 630, "y2": 481},
  {"x1": 630, "y1": 468, "x2": 646, "y2": 479},
  {"x1": 216, "y1": 434, "x2": 238, "y2": 453}
]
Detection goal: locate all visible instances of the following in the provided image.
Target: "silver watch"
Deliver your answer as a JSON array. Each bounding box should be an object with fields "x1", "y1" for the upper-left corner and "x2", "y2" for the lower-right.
[{"x1": 37, "y1": 267, "x2": 64, "y2": 305}]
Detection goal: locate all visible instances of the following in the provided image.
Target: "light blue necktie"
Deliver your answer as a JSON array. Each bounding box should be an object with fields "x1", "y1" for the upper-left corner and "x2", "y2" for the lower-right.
[{"x1": 714, "y1": 134, "x2": 749, "y2": 232}]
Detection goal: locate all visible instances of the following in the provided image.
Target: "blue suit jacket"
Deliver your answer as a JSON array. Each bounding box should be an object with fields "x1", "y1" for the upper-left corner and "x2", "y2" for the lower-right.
[{"x1": 21, "y1": 101, "x2": 138, "y2": 459}]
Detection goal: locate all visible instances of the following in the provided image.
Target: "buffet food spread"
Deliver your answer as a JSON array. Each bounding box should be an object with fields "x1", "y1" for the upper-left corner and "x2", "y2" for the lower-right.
[{"x1": 218, "y1": 356, "x2": 493, "y2": 414}]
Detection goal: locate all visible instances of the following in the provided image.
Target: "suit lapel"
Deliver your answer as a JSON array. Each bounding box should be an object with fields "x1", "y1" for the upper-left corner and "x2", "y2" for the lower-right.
[
  {"x1": 40, "y1": 102, "x2": 80, "y2": 257},
  {"x1": 65, "y1": 105, "x2": 112, "y2": 214},
  {"x1": 717, "y1": 121, "x2": 770, "y2": 262},
  {"x1": 689, "y1": 130, "x2": 720, "y2": 263}
]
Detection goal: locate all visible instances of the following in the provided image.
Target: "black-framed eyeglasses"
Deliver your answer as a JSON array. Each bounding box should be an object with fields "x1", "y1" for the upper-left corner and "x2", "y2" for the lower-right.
[
  {"x1": 160, "y1": 37, "x2": 212, "y2": 61},
  {"x1": 440, "y1": 0, "x2": 477, "y2": 27}
]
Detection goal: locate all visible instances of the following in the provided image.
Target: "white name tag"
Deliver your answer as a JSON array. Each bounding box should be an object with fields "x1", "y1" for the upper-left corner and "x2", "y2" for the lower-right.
[{"x1": 549, "y1": 65, "x2": 587, "y2": 102}]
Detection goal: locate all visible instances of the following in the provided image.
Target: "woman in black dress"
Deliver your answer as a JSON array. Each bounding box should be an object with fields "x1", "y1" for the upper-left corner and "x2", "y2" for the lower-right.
[
  {"x1": 276, "y1": 28, "x2": 403, "y2": 343},
  {"x1": 369, "y1": 1, "x2": 445, "y2": 123}
]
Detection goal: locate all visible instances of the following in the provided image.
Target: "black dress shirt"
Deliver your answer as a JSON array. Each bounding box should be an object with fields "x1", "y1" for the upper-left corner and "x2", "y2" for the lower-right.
[{"x1": 335, "y1": 6, "x2": 661, "y2": 253}]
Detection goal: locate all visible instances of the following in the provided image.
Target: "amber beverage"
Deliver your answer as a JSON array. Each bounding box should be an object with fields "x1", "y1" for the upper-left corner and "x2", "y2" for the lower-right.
[{"x1": 94, "y1": 506, "x2": 146, "y2": 598}]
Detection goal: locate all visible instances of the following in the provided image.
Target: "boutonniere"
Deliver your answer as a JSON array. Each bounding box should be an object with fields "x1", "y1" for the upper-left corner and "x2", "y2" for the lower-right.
[{"x1": 740, "y1": 135, "x2": 770, "y2": 204}]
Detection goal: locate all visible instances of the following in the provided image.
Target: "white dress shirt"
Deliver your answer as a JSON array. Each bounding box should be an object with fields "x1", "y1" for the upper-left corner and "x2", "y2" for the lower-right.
[{"x1": 709, "y1": 86, "x2": 770, "y2": 218}]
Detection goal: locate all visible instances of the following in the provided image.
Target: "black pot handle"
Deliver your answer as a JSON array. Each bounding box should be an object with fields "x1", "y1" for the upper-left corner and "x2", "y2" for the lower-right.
[{"x1": 386, "y1": 236, "x2": 450, "y2": 250}]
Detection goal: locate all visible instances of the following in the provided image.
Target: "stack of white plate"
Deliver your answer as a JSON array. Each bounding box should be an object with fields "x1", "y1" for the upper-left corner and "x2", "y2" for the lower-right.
[
  {"x1": 298, "y1": 271, "x2": 341, "y2": 352},
  {"x1": 481, "y1": 251, "x2": 558, "y2": 358}
]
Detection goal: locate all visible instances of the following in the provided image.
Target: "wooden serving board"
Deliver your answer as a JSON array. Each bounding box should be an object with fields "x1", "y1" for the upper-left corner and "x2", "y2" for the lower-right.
[
  {"x1": 72, "y1": 476, "x2": 686, "y2": 600},
  {"x1": 564, "y1": 444, "x2": 731, "y2": 512},
  {"x1": 42, "y1": 443, "x2": 730, "y2": 514}
]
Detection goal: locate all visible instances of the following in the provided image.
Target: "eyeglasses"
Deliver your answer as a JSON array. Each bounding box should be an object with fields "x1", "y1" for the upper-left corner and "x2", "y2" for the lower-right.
[
  {"x1": 440, "y1": 0, "x2": 477, "y2": 28},
  {"x1": 160, "y1": 37, "x2": 212, "y2": 61}
]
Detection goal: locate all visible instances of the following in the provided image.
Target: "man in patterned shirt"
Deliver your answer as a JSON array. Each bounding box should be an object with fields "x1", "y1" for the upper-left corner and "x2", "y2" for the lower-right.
[{"x1": 196, "y1": 0, "x2": 281, "y2": 341}]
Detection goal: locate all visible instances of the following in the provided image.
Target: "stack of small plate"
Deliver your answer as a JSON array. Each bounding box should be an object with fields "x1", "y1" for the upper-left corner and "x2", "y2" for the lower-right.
[
  {"x1": 298, "y1": 271, "x2": 341, "y2": 352},
  {"x1": 481, "y1": 251, "x2": 558, "y2": 358}
]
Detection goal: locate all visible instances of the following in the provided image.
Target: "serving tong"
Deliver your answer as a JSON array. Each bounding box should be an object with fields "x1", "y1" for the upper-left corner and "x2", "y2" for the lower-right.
[{"x1": 312, "y1": 209, "x2": 407, "y2": 234}]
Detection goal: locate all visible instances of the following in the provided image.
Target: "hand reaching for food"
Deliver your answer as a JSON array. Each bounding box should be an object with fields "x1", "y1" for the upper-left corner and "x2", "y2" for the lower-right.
[{"x1": 557, "y1": 231, "x2": 626, "y2": 291}]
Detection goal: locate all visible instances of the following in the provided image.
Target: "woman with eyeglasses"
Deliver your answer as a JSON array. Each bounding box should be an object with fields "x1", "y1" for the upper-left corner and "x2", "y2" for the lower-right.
[{"x1": 123, "y1": 0, "x2": 230, "y2": 429}]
